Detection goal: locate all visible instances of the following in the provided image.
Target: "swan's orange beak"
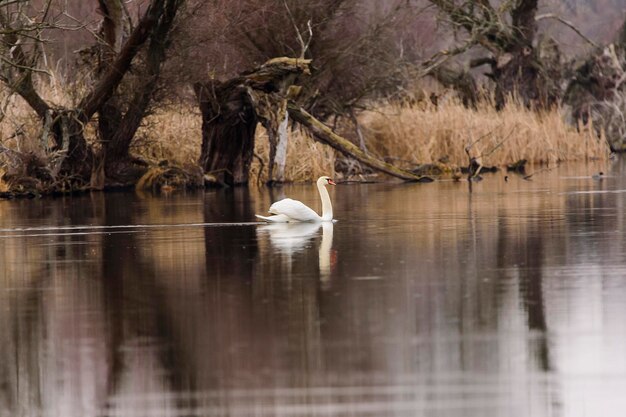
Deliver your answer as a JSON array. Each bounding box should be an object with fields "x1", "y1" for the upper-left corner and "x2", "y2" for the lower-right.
[{"x1": 328, "y1": 179, "x2": 336, "y2": 186}]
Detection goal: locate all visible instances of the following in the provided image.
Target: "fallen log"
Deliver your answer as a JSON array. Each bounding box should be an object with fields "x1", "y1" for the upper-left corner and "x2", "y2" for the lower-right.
[{"x1": 287, "y1": 104, "x2": 429, "y2": 182}]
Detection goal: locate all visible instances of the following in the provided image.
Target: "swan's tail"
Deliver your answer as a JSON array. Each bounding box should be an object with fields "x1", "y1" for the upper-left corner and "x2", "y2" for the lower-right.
[{"x1": 255, "y1": 214, "x2": 290, "y2": 223}]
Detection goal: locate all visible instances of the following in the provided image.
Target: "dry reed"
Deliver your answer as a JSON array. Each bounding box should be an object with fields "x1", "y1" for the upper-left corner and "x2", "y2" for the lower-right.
[
  {"x1": 361, "y1": 98, "x2": 610, "y2": 170},
  {"x1": 249, "y1": 126, "x2": 336, "y2": 184},
  {"x1": 131, "y1": 105, "x2": 202, "y2": 166},
  {"x1": 1, "y1": 76, "x2": 611, "y2": 186}
]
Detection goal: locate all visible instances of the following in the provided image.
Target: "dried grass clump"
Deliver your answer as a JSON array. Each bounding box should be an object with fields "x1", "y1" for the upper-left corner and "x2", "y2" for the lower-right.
[
  {"x1": 361, "y1": 98, "x2": 610, "y2": 169},
  {"x1": 250, "y1": 126, "x2": 336, "y2": 183},
  {"x1": 131, "y1": 104, "x2": 202, "y2": 165}
]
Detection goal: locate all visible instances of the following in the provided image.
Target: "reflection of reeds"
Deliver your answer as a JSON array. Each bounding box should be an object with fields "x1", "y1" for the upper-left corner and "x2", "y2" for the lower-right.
[{"x1": 361, "y1": 99, "x2": 610, "y2": 169}]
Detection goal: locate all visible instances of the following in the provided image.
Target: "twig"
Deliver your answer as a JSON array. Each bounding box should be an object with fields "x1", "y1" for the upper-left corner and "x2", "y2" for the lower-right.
[
  {"x1": 283, "y1": 1, "x2": 313, "y2": 58},
  {"x1": 0, "y1": 55, "x2": 51, "y2": 75},
  {"x1": 480, "y1": 125, "x2": 517, "y2": 158},
  {"x1": 466, "y1": 122, "x2": 504, "y2": 150},
  {"x1": 522, "y1": 166, "x2": 555, "y2": 181}
]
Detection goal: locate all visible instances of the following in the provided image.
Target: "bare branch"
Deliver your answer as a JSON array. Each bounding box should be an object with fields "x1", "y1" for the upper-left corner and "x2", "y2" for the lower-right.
[
  {"x1": 0, "y1": 54, "x2": 50, "y2": 75},
  {"x1": 535, "y1": 13, "x2": 599, "y2": 49},
  {"x1": 283, "y1": 0, "x2": 313, "y2": 59},
  {"x1": 78, "y1": 0, "x2": 165, "y2": 122}
]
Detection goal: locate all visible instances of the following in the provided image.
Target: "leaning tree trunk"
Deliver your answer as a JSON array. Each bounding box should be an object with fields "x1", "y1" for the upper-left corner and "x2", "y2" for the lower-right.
[
  {"x1": 287, "y1": 105, "x2": 425, "y2": 181},
  {"x1": 98, "y1": 0, "x2": 183, "y2": 186},
  {"x1": 96, "y1": 0, "x2": 126, "y2": 171}
]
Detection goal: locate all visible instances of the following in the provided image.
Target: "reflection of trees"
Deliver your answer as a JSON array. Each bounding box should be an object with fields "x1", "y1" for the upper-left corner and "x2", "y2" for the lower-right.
[
  {"x1": 0, "y1": 195, "x2": 107, "y2": 416},
  {"x1": 100, "y1": 193, "x2": 198, "y2": 412},
  {"x1": 495, "y1": 216, "x2": 550, "y2": 371},
  {"x1": 3, "y1": 167, "x2": 626, "y2": 415},
  {"x1": 0, "y1": 192, "x2": 215, "y2": 415},
  {"x1": 204, "y1": 188, "x2": 258, "y2": 278}
]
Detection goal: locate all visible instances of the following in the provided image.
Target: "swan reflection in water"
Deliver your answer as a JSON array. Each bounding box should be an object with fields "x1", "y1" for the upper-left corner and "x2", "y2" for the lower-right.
[{"x1": 256, "y1": 222, "x2": 336, "y2": 287}]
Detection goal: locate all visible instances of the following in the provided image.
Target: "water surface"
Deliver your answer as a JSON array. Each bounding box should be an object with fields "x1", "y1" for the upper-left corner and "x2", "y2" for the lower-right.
[{"x1": 1, "y1": 159, "x2": 625, "y2": 416}]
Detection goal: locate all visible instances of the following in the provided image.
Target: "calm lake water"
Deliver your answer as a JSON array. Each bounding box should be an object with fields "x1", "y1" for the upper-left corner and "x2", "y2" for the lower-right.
[{"x1": 1, "y1": 158, "x2": 626, "y2": 417}]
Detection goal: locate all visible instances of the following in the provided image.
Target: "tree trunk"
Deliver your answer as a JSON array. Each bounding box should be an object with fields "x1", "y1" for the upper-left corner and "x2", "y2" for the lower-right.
[
  {"x1": 194, "y1": 58, "x2": 312, "y2": 186},
  {"x1": 493, "y1": 49, "x2": 539, "y2": 109},
  {"x1": 96, "y1": 0, "x2": 126, "y2": 177},
  {"x1": 274, "y1": 112, "x2": 289, "y2": 182},
  {"x1": 49, "y1": 111, "x2": 94, "y2": 182},
  {"x1": 101, "y1": 0, "x2": 183, "y2": 185},
  {"x1": 430, "y1": 65, "x2": 478, "y2": 108},
  {"x1": 430, "y1": 0, "x2": 559, "y2": 110},
  {"x1": 256, "y1": 93, "x2": 288, "y2": 184},
  {"x1": 195, "y1": 81, "x2": 258, "y2": 186}
]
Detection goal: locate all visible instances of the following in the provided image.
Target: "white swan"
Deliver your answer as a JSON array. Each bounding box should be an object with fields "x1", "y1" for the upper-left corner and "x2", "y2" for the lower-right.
[{"x1": 255, "y1": 176, "x2": 336, "y2": 222}]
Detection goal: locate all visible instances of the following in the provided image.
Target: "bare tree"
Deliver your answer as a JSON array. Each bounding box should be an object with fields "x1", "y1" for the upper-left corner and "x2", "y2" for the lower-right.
[
  {"x1": 96, "y1": 0, "x2": 185, "y2": 185},
  {"x1": 0, "y1": 0, "x2": 185, "y2": 190},
  {"x1": 187, "y1": 0, "x2": 417, "y2": 121},
  {"x1": 429, "y1": 0, "x2": 561, "y2": 109},
  {"x1": 563, "y1": 19, "x2": 626, "y2": 150}
]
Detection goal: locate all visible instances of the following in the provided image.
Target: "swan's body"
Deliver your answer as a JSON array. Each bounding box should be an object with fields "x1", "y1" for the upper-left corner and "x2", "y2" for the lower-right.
[{"x1": 256, "y1": 176, "x2": 336, "y2": 222}]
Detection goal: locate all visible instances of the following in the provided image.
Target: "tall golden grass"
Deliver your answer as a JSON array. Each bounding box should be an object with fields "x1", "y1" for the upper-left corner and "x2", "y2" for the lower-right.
[
  {"x1": 132, "y1": 108, "x2": 335, "y2": 183},
  {"x1": 249, "y1": 126, "x2": 336, "y2": 184},
  {"x1": 132, "y1": 105, "x2": 202, "y2": 166},
  {"x1": 0, "y1": 78, "x2": 611, "y2": 187},
  {"x1": 361, "y1": 98, "x2": 610, "y2": 169}
]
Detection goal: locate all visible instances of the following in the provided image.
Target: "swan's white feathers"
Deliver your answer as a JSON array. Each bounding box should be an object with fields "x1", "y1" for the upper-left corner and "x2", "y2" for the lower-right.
[
  {"x1": 256, "y1": 176, "x2": 334, "y2": 223},
  {"x1": 268, "y1": 198, "x2": 321, "y2": 222},
  {"x1": 255, "y1": 213, "x2": 291, "y2": 223}
]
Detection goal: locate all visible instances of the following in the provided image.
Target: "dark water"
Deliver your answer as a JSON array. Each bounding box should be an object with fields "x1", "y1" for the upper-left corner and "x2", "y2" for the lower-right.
[{"x1": 2, "y1": 159, "x2": 626, "y2": 417}]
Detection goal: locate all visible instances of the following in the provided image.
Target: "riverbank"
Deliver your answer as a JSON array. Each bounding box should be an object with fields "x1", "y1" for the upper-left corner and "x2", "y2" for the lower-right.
[
  {"x1": 0, "y1": 96, "x2": 611, "y2": 195},
  {"x1": 145, "y1": 99, "x2": 609, "y2": 183}
]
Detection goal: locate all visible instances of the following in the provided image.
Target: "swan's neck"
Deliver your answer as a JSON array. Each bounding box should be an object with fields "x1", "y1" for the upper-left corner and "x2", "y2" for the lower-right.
[{"x1": 318, "y1": 182, "x2": 333, "y2": 221}]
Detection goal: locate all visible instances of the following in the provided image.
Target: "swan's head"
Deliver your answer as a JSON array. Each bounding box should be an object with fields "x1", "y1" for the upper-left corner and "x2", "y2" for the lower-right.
[{"x1": 318, "y1": 176, "x2": 336, "y2": 186}]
